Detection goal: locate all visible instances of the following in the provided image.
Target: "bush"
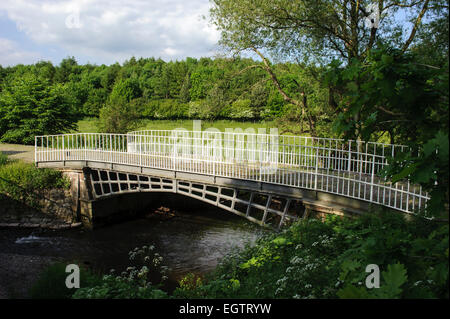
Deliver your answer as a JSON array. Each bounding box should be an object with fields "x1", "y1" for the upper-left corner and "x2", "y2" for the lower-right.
[
  {"x1": 98, "y1": 97, "x2": 141, "y2": 133},
  {"x1": 0, "y1": 73, "x2": 78, "y2": 145},
  {"x1": 72, "y1": 275, "x2": 168, "y2": 299},
  {"x1": 30, "y1": 262, "x2": 102, "y2": 299},
  {"x1": 188, "y1": 100, "x2": 216, "y2": 119},
  {"x1": 0, "y1": 161, "x2": 70, "y2": 205},
  {"x1": 142, "y1": 99, "x2": 189, "y2": 119},
  {"x1": 73, "y1": 245, "x2": 170, "y2": 299},
  {"x1": 229, "y1": 99, "x2": 254, "y2": 119}
]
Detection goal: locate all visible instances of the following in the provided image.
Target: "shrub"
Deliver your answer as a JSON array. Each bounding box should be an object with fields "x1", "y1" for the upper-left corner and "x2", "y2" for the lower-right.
[
  {"x1": 73, "y1": 245, "x2": 170, "y2": 299},
  {"x1": 0, "y1": 161, "x2": 70, "y2": 205},
  {"x1": 229, "y1": 99, "x2": 254, "y2": 119},
  {"x1": 188, "y1": 100, "x2": 216, "y2": 119},
  {"x1": 98, "y1": 97, "x2": 141, "y2": 133},
  {"x1": 141, "y1": 99, "x2": 189, "y2": 119}
]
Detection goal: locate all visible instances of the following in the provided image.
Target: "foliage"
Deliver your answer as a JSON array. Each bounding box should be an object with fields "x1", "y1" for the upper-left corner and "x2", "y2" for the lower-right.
[
  {"x1": 0, "y1": 152, "x2": 8, "y2": 166},
  {"x1": 209, "y1": 0, "x2": 432, "y2": 63},
  {"x1": 174, "y1": 212, "x2": 449, "y2": 299},
  {"x1": 98, "y1": 96, "x2": 141, "y2": 133},
  {"x1": 325, "y1": 46, "x2": 449, "y2": 218},
  {"x1": 229, "y1": 99, "x2": 254, "y2": 119},
  {"x1": 0, "y1": 72, "x2": 78, "y2": 144},
  {"x1": 142, "y1": 99, "x2": 189, "y2": 119},
  {"x1": 325, "y1": 47, "x2": 448, "y2": 144},
  {"x1": 30, "y1": 262, "x2": 102, "y2": 299},
  {"x1": 0, "y1": 161, "x2": 70, "y2": 206},
  {"x1": 381, "y1": 131, "x2": 449, "y2": 218},
  {"x1": 0, "y1": 56, "x2": 333, "y2": 135},
  {"x1": 73, "y1": 245, "x2": 170, "y2": 299}
]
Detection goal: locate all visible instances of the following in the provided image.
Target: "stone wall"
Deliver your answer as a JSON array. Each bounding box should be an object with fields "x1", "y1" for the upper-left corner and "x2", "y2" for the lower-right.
[
  {"x1": 0, "y1": 171, "x2": 82, "y2": 229},
  {"x1": 0, "y1": 189, "x2": 79, "y2": 228}
]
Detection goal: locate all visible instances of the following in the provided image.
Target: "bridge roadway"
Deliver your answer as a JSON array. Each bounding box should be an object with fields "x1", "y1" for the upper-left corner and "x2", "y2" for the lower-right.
[{"x1": 34, "y1": 131, "x2": 430, "y2": 229}]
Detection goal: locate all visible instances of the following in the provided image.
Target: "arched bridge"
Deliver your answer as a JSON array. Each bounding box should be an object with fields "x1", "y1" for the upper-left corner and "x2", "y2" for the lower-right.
[{"x1": 34, "y1": 130, "x2": 429, "y2": 229}]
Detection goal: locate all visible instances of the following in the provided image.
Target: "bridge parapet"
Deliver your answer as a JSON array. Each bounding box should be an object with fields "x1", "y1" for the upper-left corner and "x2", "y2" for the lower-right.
[{"x1": 35, "y1": 130, "x2": 429, "y2": 216}]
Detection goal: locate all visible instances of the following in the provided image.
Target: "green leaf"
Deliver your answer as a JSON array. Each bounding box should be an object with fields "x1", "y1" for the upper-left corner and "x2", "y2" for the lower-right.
[
  {"x1": 391, "y1": 163, "x2": 419, "y2": 183},
  {"x1": 381, "y1": 54, "x2": 394, "y2": 64},
  {"x1": 272, "y1": 237, "x2": 287, "y2": 245},
  {"x1": 346, "y1": 81, "x2": 359, "y2": 92},
  {"x1": 377, "y1": 263, "x2": 407, "y2": 298}
]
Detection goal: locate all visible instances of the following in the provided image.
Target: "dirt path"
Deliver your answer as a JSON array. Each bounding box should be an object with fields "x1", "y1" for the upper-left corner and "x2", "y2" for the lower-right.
[{"x1": 0, "y1": 143, "x2": 35, "y2": 163}]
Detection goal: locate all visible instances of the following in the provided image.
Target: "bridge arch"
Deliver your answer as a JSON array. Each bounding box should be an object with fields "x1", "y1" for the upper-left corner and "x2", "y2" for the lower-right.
[{"x1": 87, "y1": 168, "x2": 307, "y2": 229}]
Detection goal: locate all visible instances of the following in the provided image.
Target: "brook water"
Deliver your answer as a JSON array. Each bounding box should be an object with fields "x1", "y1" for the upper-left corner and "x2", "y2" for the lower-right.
[{"x1": 0, "y1": 204, "x2": 268, "y2": 296}]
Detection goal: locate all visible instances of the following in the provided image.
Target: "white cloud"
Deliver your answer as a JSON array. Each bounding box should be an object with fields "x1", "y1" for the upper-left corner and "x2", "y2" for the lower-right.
[
  {"x1": 0, "y1": 37, "x2": 43, "y2": 66},
  {"x1": 0, "y1": 0, "x2": 220, "y2": 64}
]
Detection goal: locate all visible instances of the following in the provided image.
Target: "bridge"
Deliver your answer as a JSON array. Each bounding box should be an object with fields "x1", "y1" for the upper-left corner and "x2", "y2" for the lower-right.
[{"x1": 34, "y1": 130, "x2": 429, "y2": 229}]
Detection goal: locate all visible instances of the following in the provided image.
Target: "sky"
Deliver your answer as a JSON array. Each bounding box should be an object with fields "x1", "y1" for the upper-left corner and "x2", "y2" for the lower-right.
[{"x1": 0, "y1": 0, "x2": 221, "y2": 66}]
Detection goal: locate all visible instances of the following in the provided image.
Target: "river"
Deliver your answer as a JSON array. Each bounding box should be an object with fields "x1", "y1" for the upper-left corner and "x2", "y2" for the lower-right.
[{"x1": 0, "y1": 205, "x2": 268, "y2": 298}]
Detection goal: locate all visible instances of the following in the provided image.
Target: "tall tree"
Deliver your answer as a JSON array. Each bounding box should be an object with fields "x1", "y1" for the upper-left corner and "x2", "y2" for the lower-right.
[
  {"x1": 209, "y1": 0, "x2": 443, "y2": 136},
  {"x1": 0, "y1": 73, "x2": 77, "y2": 144}
]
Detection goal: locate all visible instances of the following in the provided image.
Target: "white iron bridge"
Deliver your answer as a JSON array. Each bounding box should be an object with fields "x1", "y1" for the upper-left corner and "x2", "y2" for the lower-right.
[{"x1": 34, "y1": 130, "x2": 429, "y2": 222}]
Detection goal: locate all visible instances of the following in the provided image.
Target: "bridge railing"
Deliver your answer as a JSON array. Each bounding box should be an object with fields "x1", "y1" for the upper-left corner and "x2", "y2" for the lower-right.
[{"x1": 35, "y1": 131, "x2": 429, "y2": 215}]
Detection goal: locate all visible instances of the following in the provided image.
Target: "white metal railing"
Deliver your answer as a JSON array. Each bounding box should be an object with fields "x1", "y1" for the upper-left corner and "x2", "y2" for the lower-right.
[{"x1": 35, "y1": 131, "x2": 430, "y2": 215}]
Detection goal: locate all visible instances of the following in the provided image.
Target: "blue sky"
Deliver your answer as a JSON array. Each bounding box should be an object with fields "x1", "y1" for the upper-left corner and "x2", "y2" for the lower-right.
[{"x1": 0, "y1": 0, "x2": 220, "y2": 66}]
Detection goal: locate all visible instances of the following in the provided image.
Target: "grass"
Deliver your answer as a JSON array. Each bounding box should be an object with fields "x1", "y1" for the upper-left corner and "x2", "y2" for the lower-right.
[{"x1": 75, "y1": 117, "x2": 280, "y2": 134}]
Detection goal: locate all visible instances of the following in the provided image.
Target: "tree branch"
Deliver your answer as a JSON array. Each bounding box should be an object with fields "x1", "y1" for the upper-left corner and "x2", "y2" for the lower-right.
[
  {"x1": 251, "y1": 47, "x2": 304, "y2": 108},
  {"x1": 402, "y1": 0, "x2": 430, "y2": 52}
]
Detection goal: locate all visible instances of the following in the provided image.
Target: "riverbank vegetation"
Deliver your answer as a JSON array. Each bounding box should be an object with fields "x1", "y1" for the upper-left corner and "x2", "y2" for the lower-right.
[
  {"x1": 31, "y1": 210, "x2": 448, "y2": 299},
  {"x1": 0, "y1": 154, "x2": 70, "y2": 207},
  {"x1": 173, "y1": 212, "x2": 448, "y2": 299}
]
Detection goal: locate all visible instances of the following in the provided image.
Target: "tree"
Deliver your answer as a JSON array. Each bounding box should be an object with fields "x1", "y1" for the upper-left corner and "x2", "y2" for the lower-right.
[
  {"x1": 209, "y1": 0, "x2": 443, "y2": 137},
  {"x1": 109, "y1": 78, "x2": 142, "y2": 103},
  {"x1": 0, "y1": 73, "x2": 78, "y2": 144},
  {"x1": 98, "y1": 96, "x2": 141, "y2": 133},
  {"x1": 325, "y1": 47, "x2": 448, "y2": 144},
  {"x1": 55, "y1": 56, "x2": 79, "y2": 83}
]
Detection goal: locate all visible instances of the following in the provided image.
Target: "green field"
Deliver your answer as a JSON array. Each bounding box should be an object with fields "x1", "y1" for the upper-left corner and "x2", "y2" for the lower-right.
[{"x1": 75, "y1": 117, "x2": 282, "y2": 134}]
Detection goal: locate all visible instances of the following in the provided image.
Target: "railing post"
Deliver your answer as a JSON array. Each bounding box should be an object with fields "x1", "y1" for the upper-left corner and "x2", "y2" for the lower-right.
[
  {"x1": 348, "y1": 141, "x2": 352, "y2": 172},
  {"x1": 139, "y1": 134, "x2": 142, "y2": 167},
  {"x1": 314, "y1": 143, "x2": 318, "y2": 190},
  {"x1": 173, "y1": 133, "x2": 176, "y2": 171},
  {"x1": 62, "y1": 135, "x2": 65, "y2": 162},
  {"x1": 370, "y1": 153, "x2": 376, "y2": 202},
  {"x1": 259, "y1": 135, "x2": 262, "y2": 181},
  {"x1": 34, "y1": 136, "x2": 37, "y2": 165},
  {"x1": 110, "y1": 134, "x2": 112, "y2": 163}
]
